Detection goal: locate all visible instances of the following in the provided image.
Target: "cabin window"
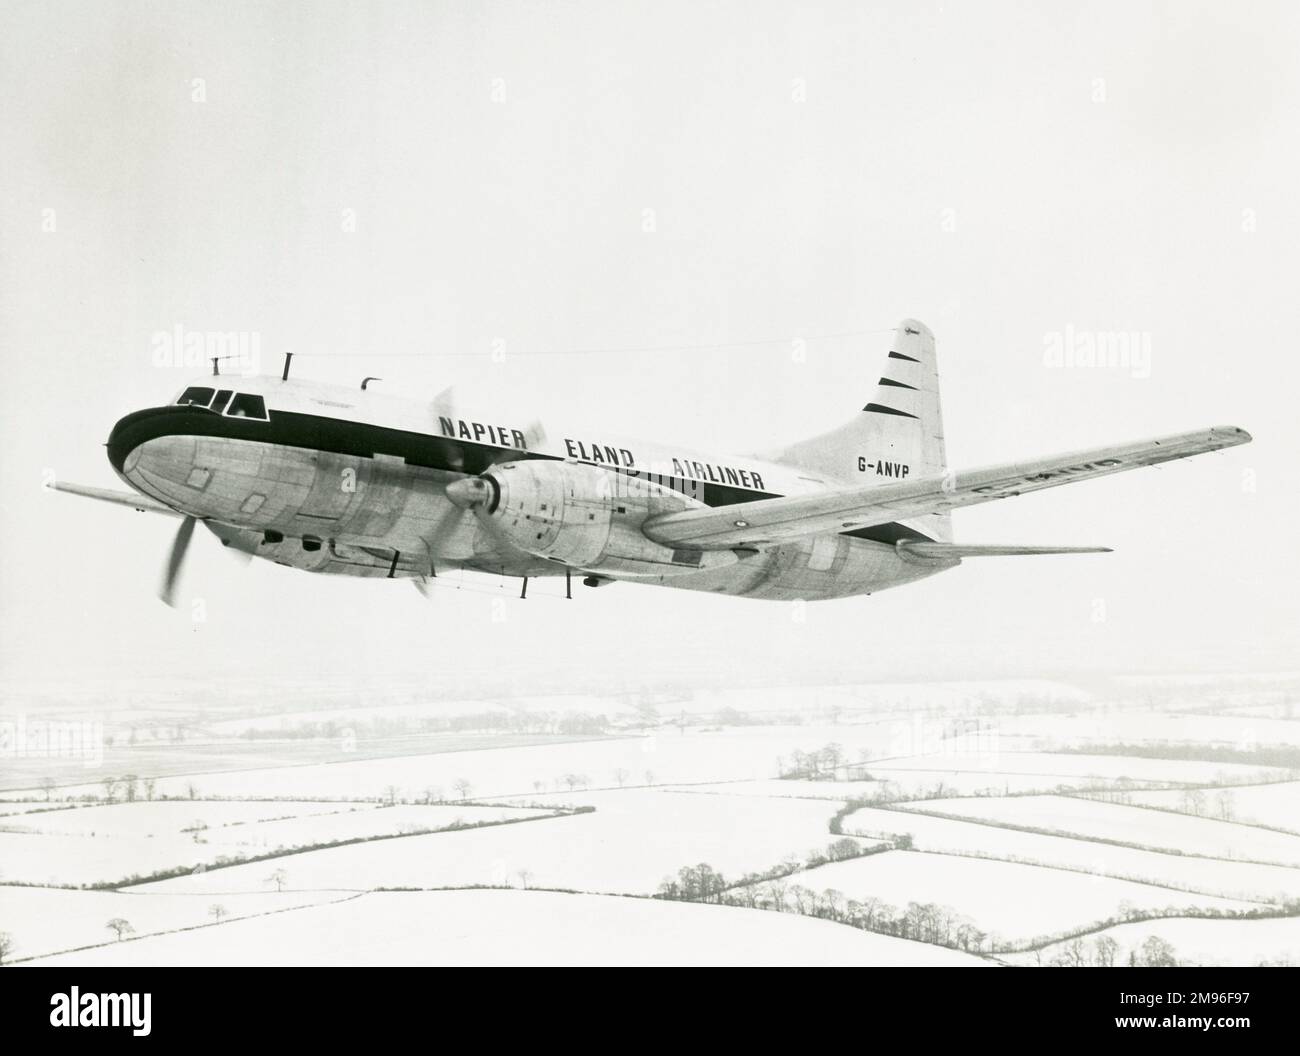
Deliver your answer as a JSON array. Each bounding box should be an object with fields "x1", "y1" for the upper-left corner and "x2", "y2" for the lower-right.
[
  {"x1": 176, "y1": 386, "x2": 215, "y2": 407},
  {"x1": 225, "y1": 393, "x2": 269, "y2": 421}
]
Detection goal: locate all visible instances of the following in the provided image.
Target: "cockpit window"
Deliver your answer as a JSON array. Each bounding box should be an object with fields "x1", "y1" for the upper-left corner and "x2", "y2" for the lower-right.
[
  {"x1": 210, "y1": 389, "x2": 233, "y2": 414},
  {"x1": 225, "y1": 393, "x2": 269, "y2": 421},
  {"x1": 176, "y1": 386, "x2": 215, "y2": 407}
]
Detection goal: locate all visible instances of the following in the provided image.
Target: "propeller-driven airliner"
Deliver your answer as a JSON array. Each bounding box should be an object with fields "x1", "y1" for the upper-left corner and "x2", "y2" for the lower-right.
[{"x1": 51, "y1": 320, "x2": 1251, "y2": 605}]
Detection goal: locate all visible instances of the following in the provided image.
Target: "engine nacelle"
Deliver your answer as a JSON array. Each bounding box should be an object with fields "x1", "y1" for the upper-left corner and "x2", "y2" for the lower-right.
[{"x1": 446, "y1": 460, "x2": 741, "y2": 577}]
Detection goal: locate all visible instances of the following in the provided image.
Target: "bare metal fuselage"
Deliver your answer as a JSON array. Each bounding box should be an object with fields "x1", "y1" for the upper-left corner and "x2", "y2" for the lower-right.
[{"x1": 107, "y1": 377, "x2": 952, "y2": 601}]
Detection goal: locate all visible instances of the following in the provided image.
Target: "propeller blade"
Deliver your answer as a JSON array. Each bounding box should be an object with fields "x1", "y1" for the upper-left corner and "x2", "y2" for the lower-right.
[{"x1": 159, "y1": 516, "x2": 196, "y2": 607}]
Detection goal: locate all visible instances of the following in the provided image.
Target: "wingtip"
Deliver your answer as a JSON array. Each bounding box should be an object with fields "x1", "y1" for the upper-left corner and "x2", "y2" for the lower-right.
[{"x1": 1214, "y1": 424, "x2": 1253, "y2": 445}]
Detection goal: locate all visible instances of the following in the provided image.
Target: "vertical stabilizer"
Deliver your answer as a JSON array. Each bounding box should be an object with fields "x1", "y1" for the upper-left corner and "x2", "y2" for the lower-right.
[{"x1": 770, "y1": 318, "x2": 950, "y2": 540}]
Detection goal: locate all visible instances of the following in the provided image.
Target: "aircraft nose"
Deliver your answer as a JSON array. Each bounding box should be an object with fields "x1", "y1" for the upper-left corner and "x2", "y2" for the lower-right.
[
  {"x1": 106, "y1": 413, "x2": 137, "y2": 474},
  {"x1": 106, "y1": 406, "x2": 198, "y2": 482}
]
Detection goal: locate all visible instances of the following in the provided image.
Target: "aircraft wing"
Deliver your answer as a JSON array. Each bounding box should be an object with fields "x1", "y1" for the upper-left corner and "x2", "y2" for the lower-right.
[
  {"x1": 47, "y1": 481, "x2": 182, "y2": 516},
  {"x1": 642, "y1": 425, "x2": 1251, "y2": 550}
]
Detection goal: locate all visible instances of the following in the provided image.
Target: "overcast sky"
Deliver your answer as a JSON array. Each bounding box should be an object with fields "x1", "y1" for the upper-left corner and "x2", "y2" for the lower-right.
[{"x1": 2, "y1": 0, "x2": 1296, "y2": 697}]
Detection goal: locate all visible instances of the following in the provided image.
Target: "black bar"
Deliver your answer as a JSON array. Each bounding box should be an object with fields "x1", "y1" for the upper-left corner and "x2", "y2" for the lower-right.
[{"x1": 0, "y1": 968, "x2": 1291, "y2": 1043}]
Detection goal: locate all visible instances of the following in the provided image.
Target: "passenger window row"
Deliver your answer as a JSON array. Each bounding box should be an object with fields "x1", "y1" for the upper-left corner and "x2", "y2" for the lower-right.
[{"x1": 176, "y1": 387, "x2": 270, "y2": 421}]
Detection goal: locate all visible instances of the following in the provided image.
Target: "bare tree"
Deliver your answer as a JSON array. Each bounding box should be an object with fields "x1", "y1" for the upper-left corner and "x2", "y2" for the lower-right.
[
  {"x1": 1139, "y1": 935, "x2": 1178, "y2": 967},
  {"x1": 1063, "y1": 937, "x2": 1089, "y2": 967},
  {"x1": 106, "y1": 918, "x2": 134, "y2": 941},
  {"x1": 643, "y1": 769, "x2": 655, "y2": 786},
  {"x1": 516, "y1": 869, "x2": 533, "y2": 890},
  {"x1": 143, "y1": 777, "x2": 157, "y2": 801},
  {"x1": 0, "y1": 931, "x2": 13, "y2": 965},
  {"x1": 101, "y1": 777, "x2": 118, "y2": 804},
  {"x1": 122, "y1": 774, "x2": 139, "y2": 803},
  {"x1": 858, "y1": 896, "x2": 884, "y2": 930},
  {"x1": 209, "y1": 904, "x2": 228, "y2": 923},
  {"x1": 266, "y1": 868, "x2": 288, "y2": 893},
  {"x1": 827, "y1": 837, "x2": 861, "y2": 862},
  {"x1": 613, "y1": 767, "x2": 629, "y2": 787},
  {"x1": 821, "y1": 888, "x2": 845, "y2": 922},
  {"x1": 820, "y1": 742, "x2": 845, "y2": 778},
  {"x1": 423, "y1": 785, "x2": 443, "y2": 804},
  {"x1": 40, "y1": 777, "x2": 55, "y2": 802},
  {"x1": 1093, "y1": 934, "x2": 1120, "y2": 967},
  {"x1": 632, "y1": 699, "x2": 659, "y2": 727},
  {"x1": 1216, "y1": 790, "x2": 1236, "y2": 821},
  {"x1": 452, "y1": 778, "x2": 472, "y2": 801},
  {"x1": 382, "y1": 785, "x2": 400, "y2": 806},
  {"x1": 789, "y1": 885, "x2": 814, "y2": 915}
]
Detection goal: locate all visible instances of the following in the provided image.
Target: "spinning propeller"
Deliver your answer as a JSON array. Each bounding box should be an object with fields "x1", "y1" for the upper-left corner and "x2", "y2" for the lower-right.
[
  {"x1": 156, "y1": 517, "x2": 257, "y2": 607},
  {"x1": 158, "y1": 515, "x2": 197, "y2": 607}
]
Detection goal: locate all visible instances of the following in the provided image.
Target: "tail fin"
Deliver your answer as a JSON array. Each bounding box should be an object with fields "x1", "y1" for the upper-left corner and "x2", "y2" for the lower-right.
[{"x1": 770, "y1": 319, "x2": 949, "y2": 540}]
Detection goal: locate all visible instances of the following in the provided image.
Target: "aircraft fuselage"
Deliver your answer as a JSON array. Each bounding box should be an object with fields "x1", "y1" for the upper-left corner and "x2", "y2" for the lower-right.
[{"x1": 106, "y1": 375, "x2": 951, "y2": 601}]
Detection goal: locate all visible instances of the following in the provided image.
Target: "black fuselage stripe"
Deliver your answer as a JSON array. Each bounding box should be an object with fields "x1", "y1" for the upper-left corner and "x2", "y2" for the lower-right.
[
  {"x1": 107, "y1": 405, "x2": 932, "y2": 543},
  {"x1": 878, "y1": 377, "x2": 918, "y2": 390}
]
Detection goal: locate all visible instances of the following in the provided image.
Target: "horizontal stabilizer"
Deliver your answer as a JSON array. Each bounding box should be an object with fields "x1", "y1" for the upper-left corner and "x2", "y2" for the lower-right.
[
  {"x1": 47, "y1": 481, "x2": 180, "y2": 516},
  {"x1": 897, "y1": 541, "x2": 1111, "y2": 560}
]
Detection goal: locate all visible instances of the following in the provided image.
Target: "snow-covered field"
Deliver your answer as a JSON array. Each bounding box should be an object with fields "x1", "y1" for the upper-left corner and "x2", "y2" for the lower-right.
[
  {"x1": 838, "y1": 804, "x2": 1300, "y2": 902},
  {"x1": 0, "y1": 799, "x2": 383, "y2": 836},
  {"x1": 1, "y1": 725, "x2": 901, "y2": 802},
  {"x1": 666, "y1": 779, "x2": 883, "y2": 801},
  {"x1": 1000, "y1": 712, "x2": 1300, "y2": 749},
  {"x1": 896, "y1": 795, "x2": 1300, "y2": 866},
  {"x1": 203, "y1": 697, "x2": 618, "y2": 734},
  {"x1": 0, "y1": 885, "x2": 346, "y2": 962},
  {"x1": 0, "y1": 802, "x2": 549, "y2": 886},
  {"x1": 22, "y1": 889, "x2": 991, "y2": 967},
  {"x1": 675, "y1": 767, "x2": 1134, "y2": 800},
  {"x1": 0, "y1": 801, "x2": 46, "y2": 815},
  {"x1": 134, "y1": 790, "x2": 844, "y2": 896},
  {"x1": 870, "y1": 751, "x2": 1283, "y2": 786},
  {"x1": 1125, "y1": 781, "x2": 1300, "y2": 834},
  {"x1": 1003, "y1": 915, "x2": 1300, "y2": 967},
  {"x1": 5, "y1": 673, "x2": 1298, "y2": 967},
  {"x1": 759, "y1": 850, "x2": 1253, "y2": 946}
]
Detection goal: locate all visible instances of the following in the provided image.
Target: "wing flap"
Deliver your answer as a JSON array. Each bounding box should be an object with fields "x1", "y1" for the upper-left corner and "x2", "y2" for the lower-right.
[
  {"x1": 897, "y1": 541, "x2": 1111, "y2": 560},
  {"x1": 643, "y1": 425, "x2": 1250, "y2": 550}
]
